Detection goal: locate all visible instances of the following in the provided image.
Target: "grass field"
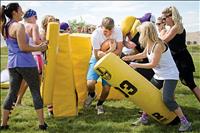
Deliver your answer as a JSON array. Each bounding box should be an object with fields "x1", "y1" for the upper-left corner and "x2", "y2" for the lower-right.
[{"x1": 1, "y1": 45, "x2": 200, "y2": 133}]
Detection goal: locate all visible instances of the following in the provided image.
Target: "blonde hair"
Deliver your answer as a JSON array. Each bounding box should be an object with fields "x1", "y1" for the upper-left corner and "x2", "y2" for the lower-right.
[
  {"x1": 162, "y1": 6, "x2": 184, "y2": 33},
  {"x1": 137, "y1": 22, "x2": 163, "y2": 48},
  {"x1": 41, "y1": 15, "x2": 55, "y2": 40},
  {"x1": 157, "y1": 17, "x2": 164, "y2": 23},
  {"x1": 41, "y1": 15, "x2": 55, "y2": 32}
]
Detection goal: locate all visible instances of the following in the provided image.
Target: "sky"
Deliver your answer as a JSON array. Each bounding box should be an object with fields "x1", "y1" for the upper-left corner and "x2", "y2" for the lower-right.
[{"x1": 1, "y1": 1, "x2": 200, "y2": 32}]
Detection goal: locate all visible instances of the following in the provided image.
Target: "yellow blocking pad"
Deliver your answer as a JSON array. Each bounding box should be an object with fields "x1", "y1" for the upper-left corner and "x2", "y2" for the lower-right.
[
  {"x1": 41, "y1": 22, "x2": 59, "y2": 105},
  {"x1": 121, "y1": 16, "x2": 136, "y2": 37},
  {"x1": 1, "y1": 82, "x2": 9, "y2": 89},
  {"x1": 53, "y1": 34, "x2": 78, "y2": 117},
  {"x1": 69, "y1": 33, "x2": 92, "y2": 108},
  {"x1": 95, "y1": 82, "x2": 124, "y2": 100},
  {"x1": 94, "y1": 53, "x2": 177, "y2": 125},
  {"x1": 130, "y1": 19, "x2": 141, "y2": 38}
]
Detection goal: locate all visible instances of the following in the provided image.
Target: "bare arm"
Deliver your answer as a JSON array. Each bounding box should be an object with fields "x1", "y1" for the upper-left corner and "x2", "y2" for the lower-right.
[
  {"x1": 16, "y1": 23, "x2": 47, "y2": 52},
  {"x1": 94, "y1": 49, "x2": 102, "y2": 60},
  {"x1": 32, "y1": 24, "x2": 42, "y2": 45},
  {"x1": 113, "y1": 41, "x2": 123, "y2": 56},
  {"x1": 160, "y1": 25, "x2": 178, "y2": 43},
  {"x1": 98, "y1": 41, "x2": 123, "y2": 59},
  {"x1": 122, "y1": 47, "x2": 147, "y2": 61},
  {"x1": 130, "y1": 43, "x2": 163, "y2": 69}
]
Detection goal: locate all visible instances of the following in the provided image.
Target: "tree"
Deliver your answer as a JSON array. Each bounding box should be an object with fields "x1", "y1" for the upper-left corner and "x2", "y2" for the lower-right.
[
  {"x1": 187, "y1": 41, "x2": 191, "y2": 45},
  {"x1": 193, "y1": 41, "x2": 197, "y2": 45},
  {"x1": 68, "y1": 17, "x2": 87, "y2": 33}
]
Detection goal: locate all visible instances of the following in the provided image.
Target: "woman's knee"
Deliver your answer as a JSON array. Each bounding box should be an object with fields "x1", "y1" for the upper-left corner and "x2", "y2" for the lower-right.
[
  {"x1": 163, "y1": 97, "x2": 178, "y2": 111},
  {"x1": 33, "y1": 96, "x2": 43, "y2": 109}
]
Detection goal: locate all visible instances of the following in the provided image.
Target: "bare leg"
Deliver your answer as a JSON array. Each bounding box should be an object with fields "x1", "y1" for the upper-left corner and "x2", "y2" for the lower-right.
[
  {"x1": 87, "y1": 80, "x2": 96, "y2": 93},
  {"x1": 84, "y1": 80, "x2": 97, "y2": 108},
  {"x1": 1, "y1": 109, "x2": 10, "y2": 126},
  {"x1": 35, "y1": 108, "x2": 45, "y2": 125},
  {"x1": 99, "y1": 85, "x2": 110, "y2": 101},
  {"x1": 174, "y1": 107, "x2": 185, "y2": 118},
  {"x1": 15, "y1": 79, "x2": 28, "y2": 106},
  {"x1": 192, "y1": 87, "x2": 200, "y2": 102}
]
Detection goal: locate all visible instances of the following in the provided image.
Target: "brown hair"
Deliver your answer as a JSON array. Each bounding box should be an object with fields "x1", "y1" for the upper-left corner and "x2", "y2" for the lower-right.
[
  {"x1": 1, "y1": 3, "x2": 20, "y2": 37},
  {"x1": 101, "y1": 17, "x2": 114, "y2": 30}
]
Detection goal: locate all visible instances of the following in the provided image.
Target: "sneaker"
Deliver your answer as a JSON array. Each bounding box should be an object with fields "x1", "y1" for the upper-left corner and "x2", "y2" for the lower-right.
[
  {"x1": 131, "y1": 117, "x2": 149, "y2": 126},
  {"x1": 39, "y1": 122, "x2": 48, "y2": 130},
  {"x1": 84, "y1": 94, "x2": 96, "y2": 108},
  {"x1": 48, "y1": 111, "x2": 54, "y2": 117},
  {"x1": 179, "y1": 122, "x2": 192, "y2": 132},
  {"x1": 0, "y1": 125, "x2": 9, "y2": 130},
  {"x1": 96, "y1": 105, "x2": 105, "y2": 115}
]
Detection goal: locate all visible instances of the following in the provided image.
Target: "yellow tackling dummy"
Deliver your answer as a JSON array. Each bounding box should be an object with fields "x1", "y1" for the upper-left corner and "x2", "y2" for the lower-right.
[
  {"x1": 94, "y1": 53, "x2": 177, "y2": 125},
  {"x1": 41, "y1": 22, "x2": 77, "y2": 117}
]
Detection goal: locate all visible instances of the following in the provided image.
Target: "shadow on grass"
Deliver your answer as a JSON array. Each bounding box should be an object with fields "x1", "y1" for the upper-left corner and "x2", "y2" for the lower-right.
[
  {"x1": 45, "y1": 105, "x2": 200, "y2": 133},
  {"x1": 47, "y1": 105, "x2": 140, "y2": 133},
  {"x1": 136, "y1": 105, "x2": 200, "y2": 133}
]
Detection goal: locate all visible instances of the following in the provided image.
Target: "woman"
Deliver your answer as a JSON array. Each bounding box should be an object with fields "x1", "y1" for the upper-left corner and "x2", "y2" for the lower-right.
[
  {"x1": 122, "y1": 22, "x2": 192, "y2": 132},
  {"x1": 40, "y1": 15, "x2": 56, "y2": 116},
  {"x1": 0, "y1": 3, "x2": 48, "y2": 130},
  {"x1": 161, "y1": 6, "x2": 200, "y2": 102},
  {"x1": 16, "y1": 9, "x2": 44, "y2": 106},
  {"x1": 156, "y1": 16, "x2": 167, "y2": 37}
]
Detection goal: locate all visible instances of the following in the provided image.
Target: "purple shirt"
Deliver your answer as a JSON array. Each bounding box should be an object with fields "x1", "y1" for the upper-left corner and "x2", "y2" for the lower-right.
[{"x1": 5, "y1": 21, "x2": 37, "y2": 68}]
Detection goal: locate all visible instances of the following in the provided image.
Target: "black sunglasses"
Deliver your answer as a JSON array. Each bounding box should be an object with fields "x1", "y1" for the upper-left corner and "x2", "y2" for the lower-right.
[
  {"x1": 165, "y1": 14, "x2": 172, "y2": 18},
  {"x1": 156, "y1": 23, "x2": 163, "y2": 26}
]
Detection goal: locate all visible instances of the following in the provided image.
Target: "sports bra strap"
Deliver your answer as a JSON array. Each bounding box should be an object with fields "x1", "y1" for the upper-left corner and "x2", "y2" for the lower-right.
[{"x1": 5, "y1": 20, "x2": 17, "y2": 39}]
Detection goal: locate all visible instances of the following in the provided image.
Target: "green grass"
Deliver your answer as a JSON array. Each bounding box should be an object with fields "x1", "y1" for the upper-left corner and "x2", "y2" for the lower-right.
[{"x1": 1, "y1": 45, "x2": 200, "y2": 133}]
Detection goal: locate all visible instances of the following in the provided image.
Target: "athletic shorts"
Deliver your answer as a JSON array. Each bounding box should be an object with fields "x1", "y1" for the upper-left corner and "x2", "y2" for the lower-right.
[
  {"x1": 33, "y1": 54, "x2": 44, "y2": 75},
  {"x1": 87, "y1": 57, "x2": 110, "y2": 86}
]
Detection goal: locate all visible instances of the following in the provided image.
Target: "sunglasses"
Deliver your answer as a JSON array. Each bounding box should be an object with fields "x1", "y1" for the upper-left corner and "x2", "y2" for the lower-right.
[
  {"x1": 165, "y1": 14, "x2": 172, "y2": 18},
  {"x1": 156, "y1": 23, "x2": 162, "y2": 26}
]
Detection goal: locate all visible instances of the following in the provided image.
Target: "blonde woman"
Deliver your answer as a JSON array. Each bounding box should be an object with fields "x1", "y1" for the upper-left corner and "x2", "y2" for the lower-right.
[
  {"x1": 40, "y1": 15, "x2": 56, "y2": 117},
  {"x1": 41, "y1": 15, "x2": 56, "y2": 41},
  {"x1": 122, "y1": 22, "x2": 192, "y2": 132},
  {"x1": 160, "y1": 6, "x2": 200, "y2": 102}
]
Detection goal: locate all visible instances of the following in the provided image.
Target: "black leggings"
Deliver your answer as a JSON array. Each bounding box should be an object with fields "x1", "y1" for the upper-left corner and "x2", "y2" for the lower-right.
[
  {"x1": 172, "y1": 49, "x2": 197, "y2": 90},
  {"x1": 3, "y1": 67, "x2": 43, "y2": 110}
]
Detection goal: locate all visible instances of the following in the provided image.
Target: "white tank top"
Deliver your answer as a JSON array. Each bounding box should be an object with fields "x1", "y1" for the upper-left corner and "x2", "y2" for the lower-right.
[{"x1": 147, "y1": 43, "x2": 179, "y2": 80}]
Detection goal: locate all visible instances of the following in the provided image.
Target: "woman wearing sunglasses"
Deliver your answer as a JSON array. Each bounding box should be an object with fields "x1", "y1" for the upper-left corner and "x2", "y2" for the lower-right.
[
  {"x1": 161, "y1": 6, "x2": 200, "y2": 103},
  {"x1": 156, "y1": 16, "x2": 167, "y2": 37}
]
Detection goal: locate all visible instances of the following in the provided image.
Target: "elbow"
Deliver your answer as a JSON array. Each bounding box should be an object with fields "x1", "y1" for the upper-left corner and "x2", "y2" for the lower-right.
[
  {"x1": 148, "y1": 62, "x2": 157, "y2": 68},
  {"x1": 34, "y1": 39, "x2": 42, "y2": 45},
  {"x1": 19, "y1": 46, "x2": 30, "y2": 52}
]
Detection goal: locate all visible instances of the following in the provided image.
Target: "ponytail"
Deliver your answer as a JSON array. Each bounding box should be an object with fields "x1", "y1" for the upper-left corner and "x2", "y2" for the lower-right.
[
  {"x1": 0, "y1": 3, "x2": 20, "y2": 38},
  {"x1": 0, "y1": 5, "x2": 7, "y2": 37}
]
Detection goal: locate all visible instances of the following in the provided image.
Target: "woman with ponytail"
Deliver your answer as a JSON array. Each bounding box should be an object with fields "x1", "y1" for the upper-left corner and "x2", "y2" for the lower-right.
[{"x1": 0, "y1": 3, "x2": 48, "y2": 130}]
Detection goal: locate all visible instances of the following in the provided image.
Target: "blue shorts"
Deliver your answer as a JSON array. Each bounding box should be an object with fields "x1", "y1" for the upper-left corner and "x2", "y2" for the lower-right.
[{"x1": 87, "y1": 57, "x2": 110, "y2": 86}]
